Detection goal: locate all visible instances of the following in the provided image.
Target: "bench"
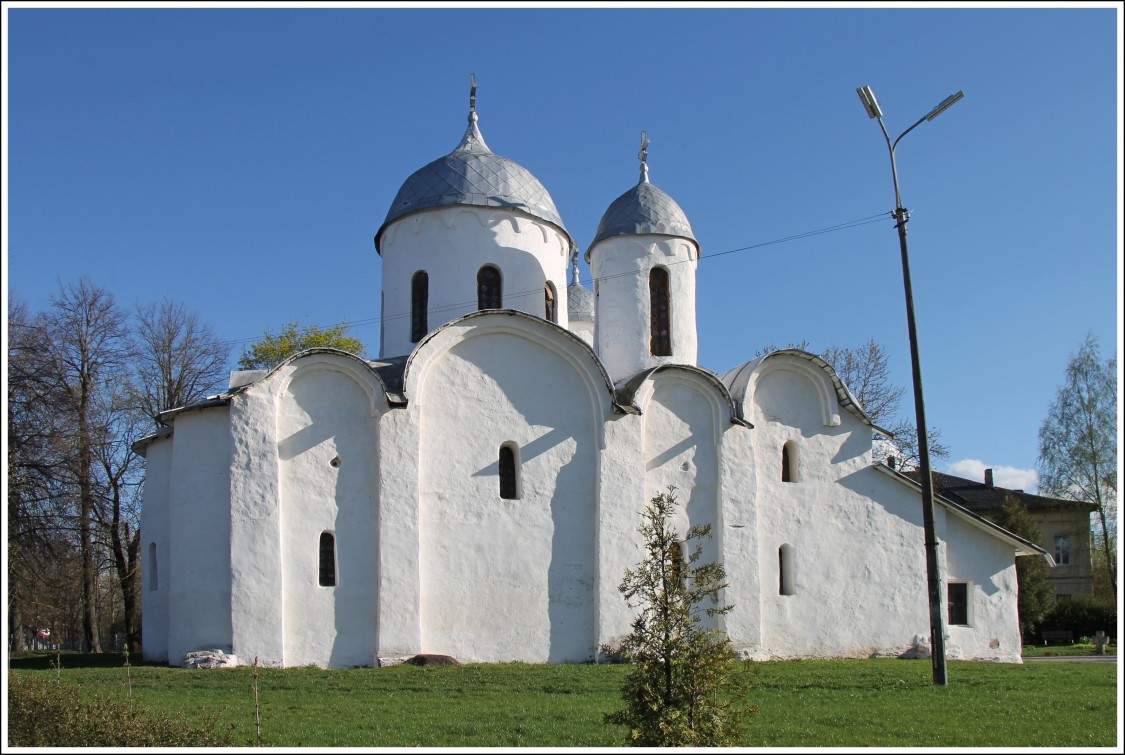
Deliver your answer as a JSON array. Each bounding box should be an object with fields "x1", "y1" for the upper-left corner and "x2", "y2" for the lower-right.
[{"x1": 1040, "y1": 630, "x2": 1074, "y2": 645}]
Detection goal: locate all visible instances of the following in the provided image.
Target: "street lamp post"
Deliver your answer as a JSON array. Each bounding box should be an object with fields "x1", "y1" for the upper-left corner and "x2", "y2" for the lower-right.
[{"x1": 857, "y1": 85, "x2": 963, "y2": 687}]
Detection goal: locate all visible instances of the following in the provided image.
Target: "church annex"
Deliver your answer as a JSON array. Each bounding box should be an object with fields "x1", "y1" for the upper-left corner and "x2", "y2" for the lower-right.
[{"x1": 136, "y1": 91, "x2": 1047, "y2": 668}]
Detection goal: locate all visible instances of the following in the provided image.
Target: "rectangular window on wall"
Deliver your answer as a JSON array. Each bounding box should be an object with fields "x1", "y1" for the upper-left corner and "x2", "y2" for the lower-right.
[
  {"x1": 1054, "y1": 534, "x2": 1071, "y2": 565},
  {"x1": 947, "y1": 582, "x2": 969, "y2": 626}
]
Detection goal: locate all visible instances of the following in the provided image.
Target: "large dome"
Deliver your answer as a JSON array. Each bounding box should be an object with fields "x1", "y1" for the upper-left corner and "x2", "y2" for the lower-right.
[
  {"x1": 585, "y1": 175, "x2": 697, "y2": 262},
  {"x1": 375, "y1": 114, "x2": 574, "y2": 254}
]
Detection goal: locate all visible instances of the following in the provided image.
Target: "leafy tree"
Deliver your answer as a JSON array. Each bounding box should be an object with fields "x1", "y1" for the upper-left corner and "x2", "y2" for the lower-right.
[
  {"x1": 1038, "y1": 594, "x2": 1117, "y2": 642},
  {"x1": 993, "y1": 495, "x2": 1055, "y2": 641},
  {"x1": 237, "y1": 321, "x2": 365, "y2": 371},
  {"x1": 604, "y1": 487, "x2": 755, "y2": 746},
  {"x1": 1037, "y1": 334, "x2": 1117, "y2": 594}
]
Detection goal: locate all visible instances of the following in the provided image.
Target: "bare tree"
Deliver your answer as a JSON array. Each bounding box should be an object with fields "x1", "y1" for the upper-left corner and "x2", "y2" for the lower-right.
[
  {"x1": 1037, "y1": 334, "x2": 1117, "y2": 594},
  {"x1": 132, "y1": 298, "x2": 231, "y2": 423},
  {"x1": 42, "y1": 277, "x2": 132, "y2": 653},
  {"x1": 7, "y1": 297, "x2": 77, "y2": 652}
]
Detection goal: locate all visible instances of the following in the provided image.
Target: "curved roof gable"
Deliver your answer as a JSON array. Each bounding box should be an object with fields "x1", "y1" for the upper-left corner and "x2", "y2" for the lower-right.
[{"x1": 720, "y1": 348, "x2": 890, "y2": 434}]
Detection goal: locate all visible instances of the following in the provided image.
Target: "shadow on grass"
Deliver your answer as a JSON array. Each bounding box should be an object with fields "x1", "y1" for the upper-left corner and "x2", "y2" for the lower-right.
[{"x1": 8, "y1": 651, "x2": 167, "y2": 671}]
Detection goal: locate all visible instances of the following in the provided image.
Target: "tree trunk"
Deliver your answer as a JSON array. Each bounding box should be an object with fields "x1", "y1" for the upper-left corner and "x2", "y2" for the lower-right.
[{"x1": 79, "y1": 412, "x2": 103, "y2": 654}]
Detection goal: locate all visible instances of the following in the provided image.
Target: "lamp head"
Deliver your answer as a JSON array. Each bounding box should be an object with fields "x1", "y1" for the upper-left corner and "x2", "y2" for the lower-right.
[
  {"x1": 857, "y1": 86, "x2": 883, "y2": 119},
  {"x1": 926, "y1": 90, "x2": 964, "y2": 121}
]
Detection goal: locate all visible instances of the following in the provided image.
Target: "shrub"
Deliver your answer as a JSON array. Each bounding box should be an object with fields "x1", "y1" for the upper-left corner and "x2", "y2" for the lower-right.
[
  {"x1": 604, "y1": 487, "x2": 756, "y2": 746},
  {"x1": 1037, "y1": 595, "x2": 1117, "y2": 642},
  {"x1": 7, "y1": 673, "x2": 235, "y2": 747}
]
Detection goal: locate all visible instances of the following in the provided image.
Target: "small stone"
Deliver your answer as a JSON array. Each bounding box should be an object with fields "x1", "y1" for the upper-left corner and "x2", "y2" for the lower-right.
[{"x1": 404, "y1": 653, "x2": 460, "y2": 667}]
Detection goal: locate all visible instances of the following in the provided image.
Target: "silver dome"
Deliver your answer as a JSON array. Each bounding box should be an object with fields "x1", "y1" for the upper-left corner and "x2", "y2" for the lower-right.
[
  {"x1": 375, "y1": 114, "x2": 574, "y2": 254},
  {"x1": 566, "y1": 257, "x2": 596, "y2": 321},
  {"x1": 585, "y1": 176, "x2": 697, "y2": 262}
]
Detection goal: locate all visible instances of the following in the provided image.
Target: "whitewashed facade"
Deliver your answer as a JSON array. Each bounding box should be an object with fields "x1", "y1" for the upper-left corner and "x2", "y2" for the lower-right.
[{"x1": 137, "y1": 103, "x2": 1045, "y2": 668}]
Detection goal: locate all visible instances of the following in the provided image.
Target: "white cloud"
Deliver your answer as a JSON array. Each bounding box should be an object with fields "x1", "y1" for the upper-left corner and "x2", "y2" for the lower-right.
[{"x1": 944, "y1": 459, "x2": 1040, "y2": 492}]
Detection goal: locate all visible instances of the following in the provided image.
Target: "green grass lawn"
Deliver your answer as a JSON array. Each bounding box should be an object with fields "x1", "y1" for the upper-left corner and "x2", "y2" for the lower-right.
[{"x1": 7, "y1": 652, "x2": 1118, "y2": 748}]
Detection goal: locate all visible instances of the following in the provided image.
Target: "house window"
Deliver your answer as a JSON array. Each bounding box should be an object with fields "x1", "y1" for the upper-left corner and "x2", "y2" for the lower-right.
[
  {"x1": 478, "y1": 266, "x2": 503, "y2": 310},
  {"x1": 1054, "y1": 534, "x2": 1071, "y2": 565},
  {"x1": 411, "y1": 271, "x2": 429, "y2": 342},
  {"x1": 544, "y1": 282, "x2": 557, "y2": 323},
  {"x1": 947, "y1": 582, "x2": 969, "y2": 626},
  {"x1": 779, "y1": 544, "x2": 795, "y2": 595},
  {"x1": 781, "y1": 441, "x2": 798, "y2": 483},
  {"x1": 499, "y1": 443, "x2": 520, "y2": 500},
  {"x1": 319, "y1": 532, "x2": 337, "y2": 587},
  {"x1": 148, "y1": 542, "x2": 158, "y2": 591},
  {"x1": 649, "y1": 267, "x2": 671, "y2": 356}
]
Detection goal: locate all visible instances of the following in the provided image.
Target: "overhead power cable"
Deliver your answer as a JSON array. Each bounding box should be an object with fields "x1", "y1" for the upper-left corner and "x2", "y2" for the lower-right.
[{"x1": 220, "y1": 211, "x2": 892, "y2": 347}]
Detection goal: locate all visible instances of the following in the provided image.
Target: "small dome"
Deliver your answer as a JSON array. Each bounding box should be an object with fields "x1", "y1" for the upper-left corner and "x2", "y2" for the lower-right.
[
  {"x1": 566, "y1": 257, "x2": 595, "y2": 321},
  {"x1": 375, "y1": 114, "x2": 574, "y2": 254},
  {"x1": 585, "y1": 178, "x2": 698, "y2": 261}
]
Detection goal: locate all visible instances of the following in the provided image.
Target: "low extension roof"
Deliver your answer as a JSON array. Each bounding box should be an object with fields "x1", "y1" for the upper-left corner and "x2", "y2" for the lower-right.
[{"x1": 903, "y1": 469, "x2": 1096, "y2": 514}]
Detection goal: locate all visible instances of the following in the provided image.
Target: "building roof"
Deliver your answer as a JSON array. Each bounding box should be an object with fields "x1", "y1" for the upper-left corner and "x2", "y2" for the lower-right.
[
  {"x1": 875, "y1": 465, "x2": 1052, "y2": 562},
  {"x1": 585, "y1": 159, "x2": 697, "y2": 261},
  {"x1": 719, "y1": 348, "x2": 893, "y2": 436},
  {"x1": 374, "y1": 112, "x2": 574, "y2": 254},
  {"x1": 903, "y1": 469, "x2": 1096, "y2": 515}
]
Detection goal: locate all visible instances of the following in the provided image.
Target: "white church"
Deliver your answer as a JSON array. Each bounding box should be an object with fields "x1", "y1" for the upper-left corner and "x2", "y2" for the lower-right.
[{"x1": 136, "y1": 90, "x2": 1047, "y2": 668}]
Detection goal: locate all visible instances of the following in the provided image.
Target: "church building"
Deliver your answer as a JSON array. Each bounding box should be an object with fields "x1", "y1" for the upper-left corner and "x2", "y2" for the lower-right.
[{"x1": 136, "y1": 89, "x2": 1047, "y2": 668}]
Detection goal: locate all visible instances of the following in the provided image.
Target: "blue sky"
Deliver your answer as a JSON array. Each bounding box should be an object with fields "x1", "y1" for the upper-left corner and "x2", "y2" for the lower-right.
[{"x1": 5, "y1": 3, "x2": 1122, "y2": 492}]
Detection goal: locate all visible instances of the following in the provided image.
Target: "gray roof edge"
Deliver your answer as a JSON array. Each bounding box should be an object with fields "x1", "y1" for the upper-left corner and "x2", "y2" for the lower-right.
[
  {"x1": 873, "y1": 464, "x2": 1054, "y2": 563},
  {"x1": 614, "y1": 364, "x2": 752, "y2": 428}
]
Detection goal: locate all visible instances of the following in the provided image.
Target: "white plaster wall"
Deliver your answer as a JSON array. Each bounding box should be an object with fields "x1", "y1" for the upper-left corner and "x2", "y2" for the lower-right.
[
  {"x1": 380, "y1": 207, "x2": 571, "y2": 357},
  {"x1": 749, "y1": 365, "x2": 939, "y2": 658},
  {"x1": 717, "y1": 418, "x2": 761, "y2": 654},
  {"x1": 569, "y1": 318, "x2": 595, "y2": 347},
  {"x1": 590, "y1": 236, "x2": 697, "y2": 381},
  {"x1": 595, "y1": 412, "x2": 649, "y2": 654},
  {"x1": 277, "y1": 364, "x2": 380, "y2": 668},
  {"x1": 139, "y1": 437, "x2": 172, "y2": 662},
  {"x1": 943, "y1": 513, "x2": 1023, "y2": 662},
  {"x1": 374, "y1": 407, "x2": 423, "y2": 663},
  {"x1": 413, "y1": 320, "x2": 601, "y2": 662},
  {"x1": 641, "y1": 375, "x2": 723, "y2": 629},
  {"x1": 229, "y1": 382, "x2": 285, "y2": 666},
  {"x1": 166, "y1": 408, "x2": 233, "y2": 665}
]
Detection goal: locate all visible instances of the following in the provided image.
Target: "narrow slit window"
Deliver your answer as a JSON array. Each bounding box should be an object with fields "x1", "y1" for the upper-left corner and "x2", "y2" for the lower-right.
[
  {"x1": 411, "y1": 271, "x2": 429, "y2": 342},
  {"x1": 319, "y1": 532, "x2": 337, "y2": 587},
  {"x1": 781, "y1": 441, "x2": 798, "y2": 482},
  {"x1": 499, "y1": 443, "x2": 519, "y2": 499},
  {"x1": 649, "y1": 267, "x2": 671, "y2": 356},
  {"x1": 779, "y1": 544, "x2": 795, "y2": 595},
  {"x1": 148, "y1": 542, "x2": 158, "y2": 591},
  {"x1": 478, "y1": 266, "x2": 503, "y2": 310},
  {"x1": 544, "y1": 282, "x2": 557, "y2": 323}
]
